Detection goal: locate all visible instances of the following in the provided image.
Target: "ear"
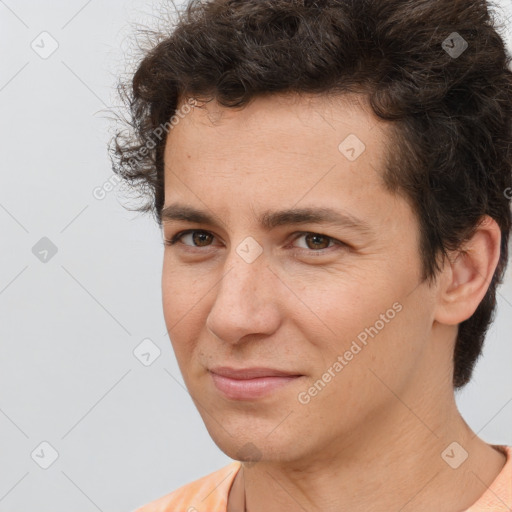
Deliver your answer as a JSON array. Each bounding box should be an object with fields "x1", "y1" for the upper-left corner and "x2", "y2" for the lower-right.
[{"x1": 434, "y1": 215, "x2": 502, "y2": 326}]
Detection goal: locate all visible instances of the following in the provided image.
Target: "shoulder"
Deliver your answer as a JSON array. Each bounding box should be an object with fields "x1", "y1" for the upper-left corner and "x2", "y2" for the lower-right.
[
  {"x1": 133, "y1": 460, "x2": 242, "y2": 512},
  {"x1": 465, "y1": 444, "x2": 512, "y2": 512}
]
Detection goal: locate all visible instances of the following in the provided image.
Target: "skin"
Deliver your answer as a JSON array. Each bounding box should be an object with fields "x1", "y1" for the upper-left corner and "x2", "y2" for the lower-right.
[{"x1": 161, "y1": 92, "x2": 506, "y2": 512}]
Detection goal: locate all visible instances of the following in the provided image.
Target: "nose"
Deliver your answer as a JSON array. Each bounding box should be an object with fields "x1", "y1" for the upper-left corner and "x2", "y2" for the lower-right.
[{"x1": 205, "y1": 245, "x2": 282, "y2": 345}]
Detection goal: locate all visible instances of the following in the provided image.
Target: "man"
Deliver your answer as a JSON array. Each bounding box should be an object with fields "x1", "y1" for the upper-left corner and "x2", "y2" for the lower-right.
[{"x1": 110, "y1": 0, "x2": 512, "y2": 510}]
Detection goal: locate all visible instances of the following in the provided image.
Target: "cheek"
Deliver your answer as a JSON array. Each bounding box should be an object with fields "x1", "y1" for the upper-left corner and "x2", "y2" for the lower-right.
[
  {"x1": 161, "y1": 258, "x2": 208, "y2": 322},
  {"x1": 161, "y1": 263, "x2": 208, "y2": 358},
  {"x1": 291, "y1": 276, "x2": 383, "y2": 345},
  {"x1": 295, "y1": 275, "x2": 420, "y2": 387}
]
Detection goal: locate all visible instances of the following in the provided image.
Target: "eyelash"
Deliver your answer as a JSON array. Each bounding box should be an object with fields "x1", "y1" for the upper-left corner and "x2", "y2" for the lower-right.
[{"x1": 163, "y1": 229, "x2": 346, "y2": 254}]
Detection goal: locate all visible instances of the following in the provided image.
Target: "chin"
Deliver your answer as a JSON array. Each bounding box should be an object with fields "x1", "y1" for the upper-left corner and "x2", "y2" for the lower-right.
[{"x1": 201, "y1": 416, "x2": 306, "y2": 464}]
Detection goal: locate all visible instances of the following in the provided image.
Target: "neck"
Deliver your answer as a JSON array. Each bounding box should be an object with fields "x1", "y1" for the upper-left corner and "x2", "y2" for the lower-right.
[{"x1": 235, "y1": 391, "x2": 505, "y2": 512}]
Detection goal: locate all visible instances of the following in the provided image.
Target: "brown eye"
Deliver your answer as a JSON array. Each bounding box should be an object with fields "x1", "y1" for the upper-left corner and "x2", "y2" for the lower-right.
[
  {"x1": 190, "y1": 231, "x2": 213, "y2": 247},
  {"x1": 293, "y1": 232, "x2": 336, "y2": 251},
  {"x1": 164, "y1": 230, "x2": 216, "y2": 248},
  {"x1": 304, "y1": 233, "x2": 331, "y2": 250}
]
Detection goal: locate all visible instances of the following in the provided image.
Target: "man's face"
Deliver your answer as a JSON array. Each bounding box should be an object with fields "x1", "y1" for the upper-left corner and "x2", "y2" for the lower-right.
[{"x1": 161, "y1": 93, "x2": 441, "y2": 463}]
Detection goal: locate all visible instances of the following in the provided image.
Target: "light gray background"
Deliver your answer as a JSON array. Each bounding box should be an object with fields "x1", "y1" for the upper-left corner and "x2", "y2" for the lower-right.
[{"x1": 0, "y1": 1, "x2": 511, "y2": 511}]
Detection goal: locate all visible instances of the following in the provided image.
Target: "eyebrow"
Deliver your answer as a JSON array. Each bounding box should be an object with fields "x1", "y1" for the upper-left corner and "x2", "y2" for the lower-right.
[{"x1": 161, "y1": 203, "x2": 375, "y2": 237}]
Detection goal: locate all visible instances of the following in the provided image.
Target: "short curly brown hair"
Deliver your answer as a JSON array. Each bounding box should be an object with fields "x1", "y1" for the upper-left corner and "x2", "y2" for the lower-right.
[{"x1": 109, "y1": 0, "x2": 512, "y2": 389}]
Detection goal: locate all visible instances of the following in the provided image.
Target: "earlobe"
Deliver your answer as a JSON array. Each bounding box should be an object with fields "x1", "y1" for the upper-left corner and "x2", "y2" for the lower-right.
[{"x1": 434, "y1": 216, "x2": 501, "y2": 326}]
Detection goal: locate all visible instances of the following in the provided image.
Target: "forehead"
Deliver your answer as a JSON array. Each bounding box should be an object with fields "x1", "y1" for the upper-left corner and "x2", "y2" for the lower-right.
[
  {"x1": 168, "y1": 92, "x2": 385, "y2": 151},
  {"x1": 162, "y1": 92, "x2": 398, "y2": 228}
]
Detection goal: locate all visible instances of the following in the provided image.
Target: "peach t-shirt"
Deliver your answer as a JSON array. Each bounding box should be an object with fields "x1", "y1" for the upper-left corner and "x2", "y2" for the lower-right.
[{"x1": 134, "y1": 445, "x2": 511, "y2": 512}]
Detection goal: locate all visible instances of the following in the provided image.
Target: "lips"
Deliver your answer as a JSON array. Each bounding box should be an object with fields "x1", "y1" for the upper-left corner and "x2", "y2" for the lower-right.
[
  {"x1": 209, "y1": 366, "x2": 302, "y2": 379},
  {"x1": 208, "y1": 366, "x2": 303, "y2": 400}
]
